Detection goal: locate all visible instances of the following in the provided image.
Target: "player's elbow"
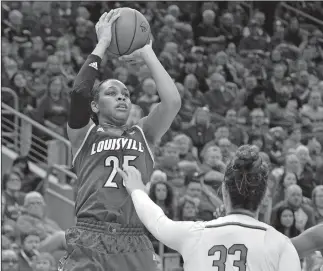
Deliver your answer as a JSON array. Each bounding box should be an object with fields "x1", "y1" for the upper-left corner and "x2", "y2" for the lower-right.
[{"x1": 169, "y1": 94, "x2": 182, "y2": 111}]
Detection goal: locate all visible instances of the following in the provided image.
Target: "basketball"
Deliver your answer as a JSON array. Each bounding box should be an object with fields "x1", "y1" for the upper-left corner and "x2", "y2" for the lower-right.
[{"x1": 108, "y1": 8, "x2": 151, "y2": 56}]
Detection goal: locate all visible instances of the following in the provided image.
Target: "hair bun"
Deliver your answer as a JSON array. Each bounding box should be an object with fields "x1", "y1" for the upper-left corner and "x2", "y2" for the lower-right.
[{"x1": 233, "y1": 145, "x2": 260, "y2": 171}]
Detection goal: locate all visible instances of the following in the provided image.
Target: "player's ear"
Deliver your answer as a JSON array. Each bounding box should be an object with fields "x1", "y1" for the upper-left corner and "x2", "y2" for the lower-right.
[{"x1": 91, "y1": 101, "x2": 99, "y2": 113}]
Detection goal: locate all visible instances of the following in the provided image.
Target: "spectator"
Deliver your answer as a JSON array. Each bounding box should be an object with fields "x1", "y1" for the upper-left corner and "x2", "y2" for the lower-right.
[
  {"x1": 16, "y1": 192, "x2": 61, "y2": 241},
  {"x1": 272, "y1": 205, "x2": 301, "y2": 238},
  {"x1": 28, "y1": 76, "x2": 70, "y2": 135},
  {"x1": 33, "y1": 252, "x2": 56, "y2": 271},
  {"x1": 271, "y1": 184, "x2": 316, "y2": 232},
  {"x1": 312, "y1": 185, "x2": 323, "y2": 225},
  {"x1": 2, "y1": 171, "x2": 25, "y2": 222},
  {"x1": 18, "y1": 231, "x2": 40, "y2": 271},
  {"x1": 177, "y1": 195, "x2": 199, "y2": 221},
  {"x1": 183, "y1": 107, "x2": 214, "y2": 155},
  {"x1": 2, "y1": 249, "x2": 19, "y2": 271}
]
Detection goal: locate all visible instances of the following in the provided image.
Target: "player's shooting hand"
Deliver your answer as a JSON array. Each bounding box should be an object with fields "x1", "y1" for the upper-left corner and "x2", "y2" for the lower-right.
[
  {"x1": 118, "y1": 40, "x2": 153, "y2": 65},
  {"x1": 116, "y1": 167, "x2": 146, "y2": 194},
  {"x1": 96, "y1": 9, "x2": 120, "y2": 47}
]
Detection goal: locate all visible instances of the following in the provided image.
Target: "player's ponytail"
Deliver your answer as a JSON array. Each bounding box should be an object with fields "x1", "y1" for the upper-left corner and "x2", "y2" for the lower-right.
[{"x1": 224, "y1": 145, "x2": 269, "y2": 211}]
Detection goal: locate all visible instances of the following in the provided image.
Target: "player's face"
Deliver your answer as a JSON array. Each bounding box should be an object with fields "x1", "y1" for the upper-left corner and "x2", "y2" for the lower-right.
[
  {"x1": 155, "y1": 183, "x2": 167, "y2": 201},
  {"x1": 283, "y1": 173, "x2": 297, "y2": 188},
  {"x1": 280, "y1": 209, "x2": 294, "y2": 228},
  {"x1": 95, "y1": 80, "x2": 131, "y2": 125}
]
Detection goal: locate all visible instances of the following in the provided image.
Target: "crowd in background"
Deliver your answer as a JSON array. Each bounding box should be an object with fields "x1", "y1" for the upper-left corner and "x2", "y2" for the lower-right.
[{"x1": 1, "y1": 1, "x2": 323, "y2": 271}]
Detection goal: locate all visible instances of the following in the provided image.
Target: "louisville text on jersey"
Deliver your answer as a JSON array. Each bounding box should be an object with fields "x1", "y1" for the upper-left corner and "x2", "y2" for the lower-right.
[{"x1": 90, "y1": 138, "x2": 144, "y2": 155}]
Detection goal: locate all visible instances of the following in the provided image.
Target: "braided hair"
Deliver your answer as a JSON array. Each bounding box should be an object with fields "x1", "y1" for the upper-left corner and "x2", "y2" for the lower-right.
[{"x1": 224, "y1": 145, "x2": 269, "y2": 212}]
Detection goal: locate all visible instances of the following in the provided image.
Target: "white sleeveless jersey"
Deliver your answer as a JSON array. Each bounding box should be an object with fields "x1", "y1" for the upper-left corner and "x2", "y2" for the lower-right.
[
  {"x1": 130, "y1": 190, "x2": 302, "y2": 271},
  {"x1": 184, "y1": 214, "x2": 300, "y2": 271}
]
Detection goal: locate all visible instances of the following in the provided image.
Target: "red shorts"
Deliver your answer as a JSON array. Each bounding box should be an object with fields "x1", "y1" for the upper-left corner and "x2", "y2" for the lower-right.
[{"x1": 59, "y1": 219, "x2": 156, "y2": 271}]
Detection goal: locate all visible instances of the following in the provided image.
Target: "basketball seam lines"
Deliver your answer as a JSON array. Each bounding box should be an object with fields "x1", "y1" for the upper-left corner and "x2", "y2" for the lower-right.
[
  {"x1": 115, "y1": 19, "x2": 121, "y2": 56},
  {"x1": 123, "y1": 10, "x2": 137, "y2": 56}
]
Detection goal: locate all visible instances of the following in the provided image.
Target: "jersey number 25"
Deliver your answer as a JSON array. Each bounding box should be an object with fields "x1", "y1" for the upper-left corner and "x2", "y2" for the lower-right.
[{"x1": 103, "y1": 155, "x2": 137, "y2": 188}]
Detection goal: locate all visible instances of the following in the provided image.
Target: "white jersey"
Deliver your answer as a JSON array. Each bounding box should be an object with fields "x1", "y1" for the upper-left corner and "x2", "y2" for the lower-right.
[{"x1": 131, "y1": 190, "x2": 301, "y2": 271}]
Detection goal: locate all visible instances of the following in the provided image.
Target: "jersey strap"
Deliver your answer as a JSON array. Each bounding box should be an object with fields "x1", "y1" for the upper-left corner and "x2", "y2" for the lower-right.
[{"x1": 133, "y1": 125, "x2": 155, "y2": 166}]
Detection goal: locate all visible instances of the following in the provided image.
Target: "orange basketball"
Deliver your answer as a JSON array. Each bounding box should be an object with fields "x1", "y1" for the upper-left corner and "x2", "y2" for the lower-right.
[{"x1": 108, "y1": 8, "x2": 151, "y2": 56}]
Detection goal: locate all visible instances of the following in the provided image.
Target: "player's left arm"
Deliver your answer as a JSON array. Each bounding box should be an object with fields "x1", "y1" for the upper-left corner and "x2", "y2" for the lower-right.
[
  {"x1": 137, "y1": 45, "x2": 182, "y2": 145},
  {"x1": 291, "y1": 224, "x2": 323, "y2": 258},
  {"x1": 131, "y1": 189, "x2": 202, "y2": 254}
]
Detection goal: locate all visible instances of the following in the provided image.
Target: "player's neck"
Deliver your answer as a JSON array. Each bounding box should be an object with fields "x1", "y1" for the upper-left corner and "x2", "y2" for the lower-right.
[
  {"x1": 227, "y1": 208, "x2": 258, "y2": 219},
  {"x1": 99, "y1": 122, "x2": 127, "y2": 134}
]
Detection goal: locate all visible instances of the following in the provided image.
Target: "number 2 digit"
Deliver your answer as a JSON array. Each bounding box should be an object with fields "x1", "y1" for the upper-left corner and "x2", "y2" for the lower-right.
[{"x1": 104, "y1": 155, "x2": 137, "y2": 188}]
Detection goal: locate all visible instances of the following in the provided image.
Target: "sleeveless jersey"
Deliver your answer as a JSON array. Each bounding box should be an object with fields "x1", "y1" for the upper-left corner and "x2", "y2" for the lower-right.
[{"x1": 73, "y1": 124, "x2": 154, "y2": 224}]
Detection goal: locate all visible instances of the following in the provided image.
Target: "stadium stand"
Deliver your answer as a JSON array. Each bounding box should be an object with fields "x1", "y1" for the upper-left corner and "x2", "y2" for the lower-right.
[{"x1": 1, "y1": 1, "x2": 323, "y2": 270}]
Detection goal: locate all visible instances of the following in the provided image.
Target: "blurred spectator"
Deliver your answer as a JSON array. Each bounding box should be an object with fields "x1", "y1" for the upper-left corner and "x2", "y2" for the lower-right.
[
  {"x1": 16, "y1": 192, "x2": 61, "y2": 241},
  {"x1": 18, "y1": 231, "x2": 40, "y2": 271},
  {"x1": 272, "y1": 205, "x2": 301, "y2": 238},
  {"x1": 2, "y1": 171, "x2": 25, "y2": 222},
  {"x1": 2, "y1": 249, "x2": 19, "y2": 271},
  {"x1": 271, "y1": 184, "x2": 316, "y2": 232},
  {"x1": 312, "y1": 185, "x2": 323, "y2": 224}
]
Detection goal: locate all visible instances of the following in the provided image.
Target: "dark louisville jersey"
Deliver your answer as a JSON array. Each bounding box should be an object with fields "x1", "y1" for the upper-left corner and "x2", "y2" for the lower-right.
[{"x1": 73, "y1": 124, "x2": 154, "y2": 224}]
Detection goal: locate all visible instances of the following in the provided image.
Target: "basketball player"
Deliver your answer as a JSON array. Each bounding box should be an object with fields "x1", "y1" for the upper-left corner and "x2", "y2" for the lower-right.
[
  {"x1": 117, "y1": 145, "x2": 301, "y2": 271},
  {"x1": 59, "y1": 10, "x2": 181, "y2": 271},
  {"x1": 291, "y1": 224, "x2": 323, "y2": 258}
]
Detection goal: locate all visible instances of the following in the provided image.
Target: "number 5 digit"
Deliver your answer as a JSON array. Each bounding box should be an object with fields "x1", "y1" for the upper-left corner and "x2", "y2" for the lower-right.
[{"x1": 103, "y1": 155, "x2": 137, "y2": 188}]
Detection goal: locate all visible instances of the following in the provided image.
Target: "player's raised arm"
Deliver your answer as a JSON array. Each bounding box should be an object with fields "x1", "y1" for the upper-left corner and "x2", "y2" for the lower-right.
[
  {"x1": 67, "y1": 10, "x2": 120, "y2": 155},
  {"x1": 120, "y1": 42, "x2": 181, "y2": 145},
  {"x1": 291, "y1": 224, "x2": 323, "y2": 258},
  {"x1": 117, "y1": 167, "x2": 201, "y2": 254}
]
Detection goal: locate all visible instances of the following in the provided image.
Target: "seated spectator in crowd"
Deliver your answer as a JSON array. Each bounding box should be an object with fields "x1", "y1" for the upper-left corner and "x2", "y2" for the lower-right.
[
  {"x1": 295, "y1": 145, "x2": 317, "y2": 198},
  {"x1": 148, "y1": 178, "x2": 175, "y2": 219},
  {"x1": 312, "y1": 185, "x2": 323, "y2": 225},
  {"x1": 177, "y1": 195, "x2": 199, "y2": 221},
  {"x1": 183, "y1": 107, "x2": 214, "y2": 155},
  {"x1": 16, "y1": 192, "x2": 61, "y2": 241},
  {"x1": 27, "y1": 76, "x2": 70, "y2": 135},
  {"x1": 2, "y1": 249, "x2": 19, "y2": 271},
  {"x1": 33, "y1": 252, "x2": 56, "y2": 271},
  {"x1": 10, "y1": 156, "x2": 39, "y2": 193},
  {"x1": 224, "y1": 109, "x2": 246, "y2": 146},
  {"x1": 272, "y1": 171, "x2": 298, "y2": 206},
  {"x1": 2, "y1": 171, "x2": 25, "y2": 223},
  {"x1": 136, "y1": 77, "x2": 159, "y2": 116},
  {"x1": 18, "y1": 231, "x2": 40, "y2": 271},
  {"x1": 272, "y1": 205, "x2": 301, "y2": 238},
  {"x1": 271, "y1": 184, "x2": 316, "y2": 232},
  {"x1": 267, "y1": 86, "x2": 300, "y2": 132}
]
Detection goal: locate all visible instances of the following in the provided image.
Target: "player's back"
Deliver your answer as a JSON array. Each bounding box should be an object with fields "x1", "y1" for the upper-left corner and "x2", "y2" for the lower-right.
[
  {"x1": 73, "y1": 124, "x2": 154, "y2": 224},
  {"x1": 184, "y1": 214, "x2": 298, "y2": 271}
]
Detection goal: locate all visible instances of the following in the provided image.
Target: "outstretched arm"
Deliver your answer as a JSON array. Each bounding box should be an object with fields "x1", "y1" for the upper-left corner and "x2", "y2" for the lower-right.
[
  {"x1": 117, "y1": 167, "x2": 202, "y2": 255},
  {"x1": 121, "y1": 44, "x2": 181, "y2": 145},
  {"x1": 67, "y1": 11, "x2": 120, "y2": 156},
  {"x1": 291, "y1": 224, "x2": 323, "y2": 258}
]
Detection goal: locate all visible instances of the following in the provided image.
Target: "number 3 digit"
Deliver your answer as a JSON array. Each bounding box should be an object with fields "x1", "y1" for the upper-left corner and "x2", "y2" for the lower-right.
[{"x1": 103, "y1": 155, "x2": 137, "y2": 188}]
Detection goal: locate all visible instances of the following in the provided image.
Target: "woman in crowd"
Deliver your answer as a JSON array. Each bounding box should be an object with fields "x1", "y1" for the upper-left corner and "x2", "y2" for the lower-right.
[{"x1": 273, "y1": 205, "x2": 301, "y2": 238}]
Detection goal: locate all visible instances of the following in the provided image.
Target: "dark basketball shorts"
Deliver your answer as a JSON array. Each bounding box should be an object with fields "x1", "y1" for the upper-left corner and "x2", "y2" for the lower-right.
[{"x1": 58, "y1": 219, "x2": 157, "y2": 271}]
